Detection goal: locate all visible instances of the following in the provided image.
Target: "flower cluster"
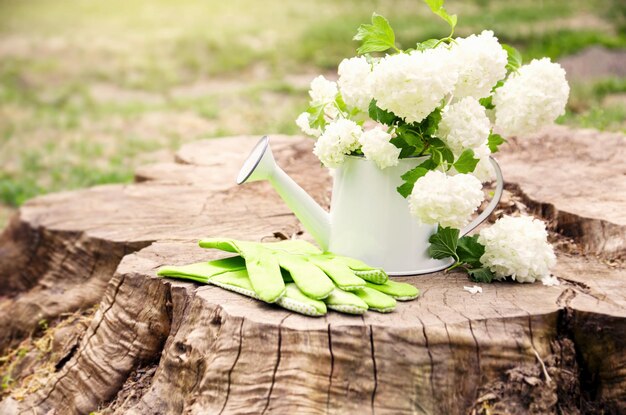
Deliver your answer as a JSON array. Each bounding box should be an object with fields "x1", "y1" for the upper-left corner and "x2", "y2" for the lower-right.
[
  {"x1": 494, "y1": 58, "x2": 570, "y2": 137},
  {"x1": 313, "y1": 119, "x2": 362, "y2": 168},
  {"x1": 408, "y1": 171, "x2": 484, "y2": 229},
  {"x1": 294, "y1": 3, "x2": 566, "y2": 283},
  {"x1": 429, "y1": 215, "x2": 557, "y2": 284},
  {"x1": 478, "y1": 215, "x2": 557, "y2": 283}
]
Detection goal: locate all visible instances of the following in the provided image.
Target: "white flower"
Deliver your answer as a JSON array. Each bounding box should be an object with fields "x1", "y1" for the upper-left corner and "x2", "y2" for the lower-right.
[
  {"x1": 309, "y1": 75, "x2": 338, "y2": 106},
  {"x1": 408, "y1": 170, "x2": 484, "y2": 229},
  {"x1": 338, "y1": 56, "x2": 373, "y2": 112},
  {"x1": 437, "y1": 97, "x2": 491, "y2": 154},
  {"x1": 478, "y1": 215, "x2": 557, "y2": 283},
  {"x1": 359, "y1": 126, "x2": 400, "y2": 169},
  {"x1": 450, "y1": 30, "x2": 508, "y2": 99},
  {"x1": 313, "y1": 119, "x2": 362, "y2": 168},
  {"x1": 370, "y1": 47, "x2": 457, "y2": 123},
  {"x1": 541, "y1": 275, "x2": 560, "y2": 286},
  {"x1": 295, "y1": 112, "x2": 321, "y2": 137},
  {"x1": 463, "y1": 285, "x2": 483, "y2": 294},
  {"x1": 494, "y1": 58, "x2": 569, "y2": 137},
  {"x1": 471, "y1": 143, "x2": 496, "y2": 182}
]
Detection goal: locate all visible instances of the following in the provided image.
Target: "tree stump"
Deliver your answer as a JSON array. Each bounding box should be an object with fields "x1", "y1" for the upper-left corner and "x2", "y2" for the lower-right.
[{"x1": 0, "y1": 127, "x2": 624, "y2": 414}]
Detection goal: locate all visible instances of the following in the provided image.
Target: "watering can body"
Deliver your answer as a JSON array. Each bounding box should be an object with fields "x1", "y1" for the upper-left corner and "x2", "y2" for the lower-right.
[{"x1": 237, "y1": 136, "x2": 503, "y2": 276}]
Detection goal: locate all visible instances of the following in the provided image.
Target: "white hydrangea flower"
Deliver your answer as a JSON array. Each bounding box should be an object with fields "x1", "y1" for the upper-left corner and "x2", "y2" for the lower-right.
[
  {"x1": 313, "y1": 118, "x2": 362, "y2": 168},
  {"x1": 450, "y1": 30, "x2": 508, "y2": 99},
  {"x1": 437, "y1": 97, "x2": 491, "y2": 154},
  {"x1": 471, "y1": 143, "x2": 496, "y2": 182},
  {"x1": 494, "y1": 58, "x2": 569, "y2": 137},
  {"x1": 408, "y1": 170, "x2": 484, "y2": 229},
  {"x1": 478, "y1": 215, "x2": 557, "y2": 283},
  {"x1": 309, "y1": 75, "x2": 338, "y2": 106},
  {"x1": 370, "y1": 47, "x2": 457, "y2": 123},
  {"x1": 338, "y1": 56, "x2": 373, "y2": 112},
  {"x1": 295, "y1": 112, "x2": 321, "y2": 137},
  {"x1": 359, "y1": 126, "x2": 400, "y2": 169}
]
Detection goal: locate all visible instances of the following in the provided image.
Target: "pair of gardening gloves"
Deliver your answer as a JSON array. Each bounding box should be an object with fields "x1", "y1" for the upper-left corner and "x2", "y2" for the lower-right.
[{"x1": 157, "y1": 238, "x2": 419, "y2": 316}]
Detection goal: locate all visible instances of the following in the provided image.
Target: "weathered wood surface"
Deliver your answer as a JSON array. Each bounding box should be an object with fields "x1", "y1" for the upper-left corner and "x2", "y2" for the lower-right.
[{"x1": 0, "y1": 127, "x2": 624, "y2": 414}]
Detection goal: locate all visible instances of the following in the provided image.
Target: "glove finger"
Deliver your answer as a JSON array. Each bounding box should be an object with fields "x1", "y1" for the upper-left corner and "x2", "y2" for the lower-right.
[
  {"x1": 276, "y1": 283, "x2": 327, "y2": 317},
  {"x1": 210, "y1": 269, "x2": 260, "y2": 299},
  {"x1": 324, "y1": 288, "x2": 368, "y2": 315},
  {"x1": 319, "y1": 253, "x2": 388, "y2": 284},
  {"x1": 245, "y1": 254, "x2": 285, "y2": 303},
  {"x1": 309, "y1": 257, "x2": 366, "y2": 291},
  {"x1": 269, "y1": 240, "x2": 322, "y2": 255},
  {"x1": 353, "y1": 287, "x2": 396, "y2": 313},
  {"x1": 365, "y1": 280, "x2": 420, "y2": 301},
  {"x1": 157, "y1": 256, "x2": 247, "y2": 283},
  {"x1": 278, "y1": 255, "x2": 334, "y2": 300},
  {"x1": 198, "y1": 238, "x2": 242, "y2": 254}
]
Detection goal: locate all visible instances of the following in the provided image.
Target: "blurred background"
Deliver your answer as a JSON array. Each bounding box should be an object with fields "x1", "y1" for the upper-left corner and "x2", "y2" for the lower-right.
[{"x1": 1, "y1": 0, "x2": 625, "y2": 229}]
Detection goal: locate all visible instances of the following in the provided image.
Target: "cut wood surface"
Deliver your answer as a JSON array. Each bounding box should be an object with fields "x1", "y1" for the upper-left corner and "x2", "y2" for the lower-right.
[{"x1": 0, "y1": 127, "x2": 624, "y2": 414}]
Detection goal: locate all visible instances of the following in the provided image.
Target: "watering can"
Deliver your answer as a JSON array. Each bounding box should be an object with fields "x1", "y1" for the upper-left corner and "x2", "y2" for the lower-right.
[{"x1": 236, "y1": 136, "x2": 503, "y2": 276}]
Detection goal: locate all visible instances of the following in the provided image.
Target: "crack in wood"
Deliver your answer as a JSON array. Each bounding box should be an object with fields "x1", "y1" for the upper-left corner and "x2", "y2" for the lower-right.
[
  {"x1": 416, "y1": 316, "x2": 436, "y2": 399},
  {"x1": 369, "y1": 325, "x2": 378, "y2": 414},
  {"x1": 326, "y1": 323, "x2": 334, "y2": 415},
  {"x1": 218, "y1": 318, "x2": 244, "y2": 415},
  {"x1": 261, "y1": 314, "x2": 288, "y2": 414}
]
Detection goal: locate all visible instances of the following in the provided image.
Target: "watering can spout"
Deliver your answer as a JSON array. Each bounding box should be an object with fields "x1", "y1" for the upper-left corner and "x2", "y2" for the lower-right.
[{"x1": 236, "y1": 136, "x2": 331, "y2": 250}]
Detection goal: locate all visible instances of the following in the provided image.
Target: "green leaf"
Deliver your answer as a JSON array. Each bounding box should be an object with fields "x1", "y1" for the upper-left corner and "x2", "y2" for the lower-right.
[
  {"x1": 428, "y1": 226, "x2": 460, "y2": 261},
  {"x1": 479, "y1": 95, "x2": 494, "y2": 110},
  {"x1": 487, "y1": 133, "x2": 506, "y2": 153},
  {"x1": 453, "y1": 149, "x2": 479, "y2": 173},
  {"x1": 396, "y1": 166, "x2": 428, "y2": 198},
  {"x1": 335, "y1": 93, "x2": 348, "y2": 113},
  {"x1": 396, "y1": 182, "x2": 415, "y2": 198},
  {"x1": 400, "y1": 166, "x2": 429, "y2": 183},
  {"x1": 306, "y1": 105, "x2": 326, "y2": 129},
  {"x1": 396, "y1": 158, "x2": 436, "y2": 198},
  {"x1": 456, "y1": 235, "x2": 485, "y2": 268},
  {"x1": 416, "y1": 38, "x2": 439, "y2": 51},
  {"x1": 423, "y1": 0, "x2": 457, "y2": 34},
  {"x1": 354, "y1": 13, "x2": 397, "y2": 55},
  {"x1": 423, "y1": 108, "x2": 442, "y2": 136},
  {"x1": 398, "y1": 145, "x2": 417, "y2": 158},
  {"x1": 502, "y1": 44, "x2": 522, "y2": 72},
  {"x1": 368, "y1": 99, "x2": 398, "y2": 125},
  {"x1": 467, "y1": 267, "x2": 495, "y2": 283},
  {"x1": 427, "y1": 137, "x2": 454, "y2": 164}
]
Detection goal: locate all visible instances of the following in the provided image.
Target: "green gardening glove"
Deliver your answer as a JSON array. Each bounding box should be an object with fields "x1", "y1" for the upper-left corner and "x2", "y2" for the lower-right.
[
  {"x1": 158, "y1": 238, "x2": 419, "y2": 316},
  {"x1": 197, "y1": 238, "x2": 391, "y2": 303},
  {"x1": 158, "y1": 256, "x2": 329, "y2": 316}
]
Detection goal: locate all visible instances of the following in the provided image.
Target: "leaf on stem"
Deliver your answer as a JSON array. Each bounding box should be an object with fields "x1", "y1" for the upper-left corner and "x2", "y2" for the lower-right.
[
  {"x1": 354, "y1": 13, "x2": 398, "y2": 54},
  {"x1": 453, "y1": 149, "x2": 479, "y2": 173},
  {"x1": 423, "y1": 0, "x2": 457, "y2": 35},
  {"x1": 396, "y1": 158, "x2": 436, "y2": 197},
  {"x1": 487, "y1": 133, "x2": 506, "y2": 153},
  {"x1": 502, "y1": 44, "x2": 522, "y2": 72},
  {"x1": 428, "y1": 226, "x2": 460, "y2": 261},
  {"x1": 416, "y1": 38, "x2": 440, "y2": 51},
  {"x1": 467, "y1": 267, "x2": 495, "y2": 283},
  {"x1": 368, "y1": 99, "x2": 399, "y2": 125},
  {"x1": 456, "y1": 235, "x2": 485, "y2": 268}
]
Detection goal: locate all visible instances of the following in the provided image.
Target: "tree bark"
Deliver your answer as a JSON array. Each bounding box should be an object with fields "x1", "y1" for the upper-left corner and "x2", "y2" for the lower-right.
[{"x1": 0, "y1": 127, "x2": 624, "y2": 414}]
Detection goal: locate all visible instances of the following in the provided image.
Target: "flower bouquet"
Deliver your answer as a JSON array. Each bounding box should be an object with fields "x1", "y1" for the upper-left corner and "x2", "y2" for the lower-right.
[{"x1": 296, "y1": 0, "x2": 569, "y2": 284}]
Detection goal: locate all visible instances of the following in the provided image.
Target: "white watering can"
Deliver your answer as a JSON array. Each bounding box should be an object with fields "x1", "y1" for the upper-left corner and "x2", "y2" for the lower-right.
[{"x1": 237, "y1": 136, "x2": 504, "y2": 276}]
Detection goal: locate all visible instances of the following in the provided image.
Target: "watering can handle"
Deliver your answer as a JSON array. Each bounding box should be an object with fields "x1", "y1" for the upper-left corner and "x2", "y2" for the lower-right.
[{"x1": 460, "y1": 157, "x2": 504, "y2": 237}]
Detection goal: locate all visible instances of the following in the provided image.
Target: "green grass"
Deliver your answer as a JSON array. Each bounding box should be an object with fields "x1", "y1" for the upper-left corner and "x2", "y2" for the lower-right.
[{"x1": 0, "y1": 0, "x2": 625, "y2": 228}]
